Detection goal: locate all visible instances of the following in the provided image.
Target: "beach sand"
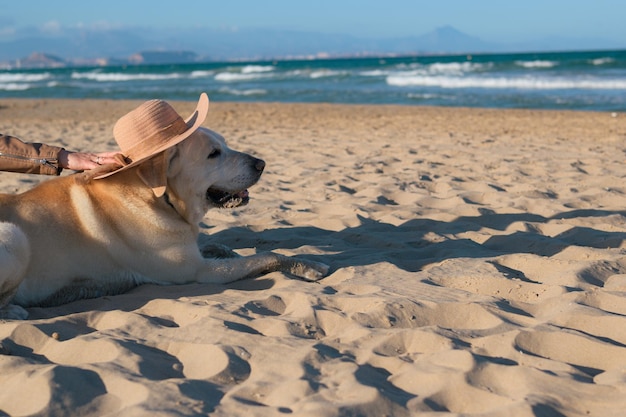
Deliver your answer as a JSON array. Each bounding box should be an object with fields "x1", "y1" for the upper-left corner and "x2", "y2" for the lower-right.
[{"x1": 0, "y1": 98, "x2": 625, "y2": 416}]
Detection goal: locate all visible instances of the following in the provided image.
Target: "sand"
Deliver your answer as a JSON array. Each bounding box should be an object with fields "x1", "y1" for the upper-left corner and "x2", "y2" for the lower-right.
[{"x1": 0, "y1": 98, "x2": 625, "y2": 416}]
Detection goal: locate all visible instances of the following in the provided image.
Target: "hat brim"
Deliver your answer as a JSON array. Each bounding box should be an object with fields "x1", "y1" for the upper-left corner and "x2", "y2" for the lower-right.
[{"x1": 93, "y1": 92, "x2": 210, "y2": 180}]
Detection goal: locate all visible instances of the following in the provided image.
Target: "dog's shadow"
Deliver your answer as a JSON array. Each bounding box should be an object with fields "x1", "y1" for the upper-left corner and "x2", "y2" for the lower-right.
[
  {"x1": 25, "y1": 208, "x2": 626, "y2": 320},
  {"x1": 26, "y1": 278, "x2": 275, "y2": 321},
  {"x1": 206, "y1": 208, "x2": 626, "y2": 279}
]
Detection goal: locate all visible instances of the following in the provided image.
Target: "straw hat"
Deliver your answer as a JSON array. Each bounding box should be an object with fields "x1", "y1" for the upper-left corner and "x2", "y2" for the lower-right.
[{"x1": 94, "y1": 92, "x2": 209, "y2": 180}]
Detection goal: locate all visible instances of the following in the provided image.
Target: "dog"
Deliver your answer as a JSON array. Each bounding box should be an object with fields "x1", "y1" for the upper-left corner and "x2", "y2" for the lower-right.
[{"x1": 0, "y1": 95, "x2": 328, "y2": 320}]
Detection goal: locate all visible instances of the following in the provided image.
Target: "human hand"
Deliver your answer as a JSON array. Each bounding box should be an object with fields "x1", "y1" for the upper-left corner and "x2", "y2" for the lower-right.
[{"x1": 58, "y1": 150, "x2": 125, "y2": 171}]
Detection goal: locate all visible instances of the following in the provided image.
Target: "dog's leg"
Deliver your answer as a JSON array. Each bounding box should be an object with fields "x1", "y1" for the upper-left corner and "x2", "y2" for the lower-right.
[
  {"x1": 0, "y1": 223, "x2": 30, "y2": 320},
  {"x1": 200, "y1": 243, "x2": 242, "y2": 259},
  {"x1": 199, "y1": 252, "x2": 329, "y2": 284}
]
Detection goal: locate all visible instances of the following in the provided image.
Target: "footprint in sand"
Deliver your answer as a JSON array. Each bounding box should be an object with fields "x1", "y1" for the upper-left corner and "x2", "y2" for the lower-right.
[
  {"x1": 241, "y1": 295, "x2": 287, "y2": 317},
  {"x1": 234, "y1": 293, "x2": 325, "y2": 339},
  {"x1": 3, "y1": 323, "x2": 116, "y2": 365},
  {"x1": 0, "y1": 365, "x2": 110, "y2": 416},
  {"x1": 332, "y1": 296, "x2": 502, "y2": 331},
  {"x1": 514, "y1": 329, "x2": 626, "y2": 374},
  {"x1": 167, "y1": 342, "x2": 251, "y2": 384},
  {"x1": 372, "y1": 328, "x2": 454, "y2": 358}
]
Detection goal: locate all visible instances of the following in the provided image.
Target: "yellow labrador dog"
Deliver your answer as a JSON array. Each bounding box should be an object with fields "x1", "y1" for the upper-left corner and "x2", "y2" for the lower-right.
[{"x1": 0, "y1": 94, "x2": 328, "y2": 319}]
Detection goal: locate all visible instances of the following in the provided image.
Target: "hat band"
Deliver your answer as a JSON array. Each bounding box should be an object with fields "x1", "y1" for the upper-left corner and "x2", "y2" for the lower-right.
[{"x1": 123, "y1": 117, "x2": 188, "y2": 161}]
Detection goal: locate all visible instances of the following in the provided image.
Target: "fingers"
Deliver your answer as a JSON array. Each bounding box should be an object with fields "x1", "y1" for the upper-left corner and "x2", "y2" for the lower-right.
[
  {"x1": 93, "y1": 153, "x2": 126, "y2": 167},
  {"x1": 63, "y1": 151, "x2": 126, "y2": 171},
  {"x1": 71, "y1": 153, "x2": 99, "y2": 170}
]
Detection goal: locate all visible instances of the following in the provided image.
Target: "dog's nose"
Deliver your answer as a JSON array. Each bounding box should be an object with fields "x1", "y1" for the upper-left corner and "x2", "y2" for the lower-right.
[{"x1": 255, "y1": 158, "x2": 266, "y2": 172}]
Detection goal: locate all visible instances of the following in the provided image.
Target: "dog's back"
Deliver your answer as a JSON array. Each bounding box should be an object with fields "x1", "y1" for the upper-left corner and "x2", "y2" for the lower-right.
[
  {"x1": 0, "y1": 175, "x2": 74, "y2": 224},
  {"x1": 0, "y1": 174, "x2": 156, "y2": 312}
]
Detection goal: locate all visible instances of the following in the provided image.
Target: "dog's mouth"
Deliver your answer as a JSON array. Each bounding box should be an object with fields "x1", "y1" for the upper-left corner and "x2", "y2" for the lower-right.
[{"x1": 206, "y1": 188, "x2": 250, "y2": 208}]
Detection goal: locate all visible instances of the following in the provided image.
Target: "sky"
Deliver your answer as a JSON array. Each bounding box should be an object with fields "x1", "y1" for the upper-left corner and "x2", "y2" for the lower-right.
[{"x1": 1, "y1": 0, "x2": 625, "y2": 46}]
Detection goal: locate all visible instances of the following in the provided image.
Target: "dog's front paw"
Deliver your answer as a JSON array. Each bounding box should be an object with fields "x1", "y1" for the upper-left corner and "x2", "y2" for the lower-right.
[{"x1": 289, "y1": 259, "x2": 330, "y2": 282}]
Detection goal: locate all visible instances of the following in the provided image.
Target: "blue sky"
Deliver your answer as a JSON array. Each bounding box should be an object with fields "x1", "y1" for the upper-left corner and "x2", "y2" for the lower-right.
[{"x1": 1, "y1": 0, "x2": 624, "y2": 45}]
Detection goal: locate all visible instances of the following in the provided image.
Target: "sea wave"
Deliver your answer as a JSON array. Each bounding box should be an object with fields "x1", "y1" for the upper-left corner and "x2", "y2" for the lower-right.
[
  {"x1": 214, "y1": 65, "x2": 277, "y2": 81},
  {"x1": 71, "y1": 71, "x2": 182, "y2": 82},
  {"x1": 515, "y1": 60, "x2": 558, "y2": 68},
  {"x1": 0, "y1": 83, "x2": 31, "y2": 91},
  {"x1": 384, "y1": 62, "x2": 491, "y2": 81},
  {"x1": 387, "y1": 75, "x2": 626, "y2": 90},
  {"x1": 0, "y1": 72, "x2": 51, "y2": 82},
  {"x1": 359, "y1": 69, "x2": 390, "y2": 77},
  {"x1": 218, "y1": 87, "x2": 267, "y2": 96},
  {"x1": 190, "y1": 70, "x2": 215, "y2": 78},
  {"x1": 215, "y1": 72, "x2": 274, "y2": 82},
  {"x1": 407, "y1": 93, "x2": 439, "y2": 99},
  {"x1": 1, "y1": 50, "x2": 625, "y2": 111},
  {"x1": 590, "y1": 57, "x2": 615, "y2": 65},
  {"x1": 240, "y1": 65, "x2": 275, "y2": 74},
  {"x1": 310, "y1": 69, "x2": 348, "y2": 79},
  {"x1": 425, "y1": 62, "x2": 488, "y2": 74}
]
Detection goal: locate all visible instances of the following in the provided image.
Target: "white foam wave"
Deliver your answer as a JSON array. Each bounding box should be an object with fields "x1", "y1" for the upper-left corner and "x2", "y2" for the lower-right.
[
  {"x1": 286, "y1": 70, "x2": 312, "y2": 78},
  {"x1": 0, "y1": 72, "x2": 51, "y2": 82},
  {"x1": 407, "y1": 93, "x2": 439, "y2": 99},
  {"x1": 590, "y1": 57, "x2": 615, "y2": 65},
  {"x1": 426, "y1": 62, "x2": 487, "y2": 74},
  {"x1": 0, "y1": 83, "x2": 31, "y2": 91},
  {"x1": 310, "y1": 69, "x2": 347, "y2": 79},
  {"x1": 359, "y1": 70, "x2": 390, "y2": 77},
  {"x1": 215, "y1": 72, "x2": 273, "y2": 82},
  {"x1": 387, "y1": 74, "x2": 626, "y2": 90},
  {"x1": 190, "y1": 70, "x2": 215, "y2": 78},
  {"x1": 214, "y1": 65, "x2": 276, "y2": 82},
  {"x1": 72, "y1": 72, "x2": 181, "y2": 82},
  {"x1": 515, "y1": 60, "x2": 557, "y2": 69},
  {"x1": 218, "y1": 87, "x2": 267, "y2": 96},
  {"x1": 380, "y1": 62, "x2": 490, "y2": 85},
  {"x1": 241, "y1": 65, "x2": 275, "y2": 74}
]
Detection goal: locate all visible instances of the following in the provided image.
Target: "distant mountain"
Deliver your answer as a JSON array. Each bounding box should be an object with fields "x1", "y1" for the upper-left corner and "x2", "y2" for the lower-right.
[
  {"x1": 0, "y1": 25, "x2": 623, "y2": 66},
  {"x1": 407, "y1": 26, "x2": 498, "y2": 53},
  {"x1": 127, "y1": 51, "x2": 198, "y2": 65},
  {"x1": 0, "y1": 29, "x2": 159, "y2": 62},
  {"x1": 14, "y1": 52, "x2": 66, "y2": 68}
]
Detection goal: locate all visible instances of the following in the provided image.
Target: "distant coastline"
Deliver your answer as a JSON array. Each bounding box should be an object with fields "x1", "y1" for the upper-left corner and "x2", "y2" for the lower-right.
[
  {"x1": 2, "y1": 25, "x2": 624, "y2": 71},
  {"x1": 2, "y1": 50, "x2": 625, "y2": 112},
  {"x1": 3, "y1": 47, "x2": 625, "y2": 71}
]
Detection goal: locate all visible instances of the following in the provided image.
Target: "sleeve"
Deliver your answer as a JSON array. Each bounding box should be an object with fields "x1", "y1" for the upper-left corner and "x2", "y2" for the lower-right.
[{"x1": 0, "y1": 134, "x2": 64, "y2": 175}]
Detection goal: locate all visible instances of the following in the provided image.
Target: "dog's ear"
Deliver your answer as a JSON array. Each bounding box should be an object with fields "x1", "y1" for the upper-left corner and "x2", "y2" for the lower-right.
[{"x1": 137, "y1": 152, "x2": 168, "y2": 197}]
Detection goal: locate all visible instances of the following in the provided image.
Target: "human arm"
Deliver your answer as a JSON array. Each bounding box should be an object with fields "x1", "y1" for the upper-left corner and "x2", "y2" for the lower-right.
[{"x1": 0, "y1": 134, "x2": 122, "y2": 175}]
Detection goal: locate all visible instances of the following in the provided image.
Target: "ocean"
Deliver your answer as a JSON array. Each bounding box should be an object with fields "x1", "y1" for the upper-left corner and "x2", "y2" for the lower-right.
[{"x1": 1, "y1": 49, "x2": 626, "y2": 111}]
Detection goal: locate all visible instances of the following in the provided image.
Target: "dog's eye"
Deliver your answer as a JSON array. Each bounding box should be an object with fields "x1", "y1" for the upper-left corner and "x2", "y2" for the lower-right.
[{"x1": 208, "y1": 149, "x2": 221, "y2": 159}]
